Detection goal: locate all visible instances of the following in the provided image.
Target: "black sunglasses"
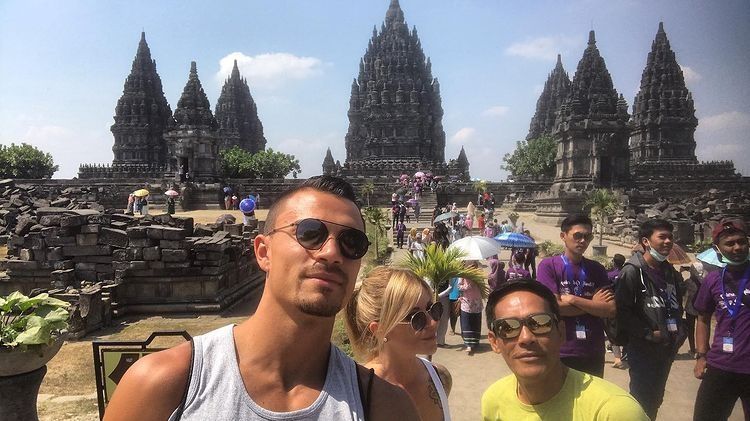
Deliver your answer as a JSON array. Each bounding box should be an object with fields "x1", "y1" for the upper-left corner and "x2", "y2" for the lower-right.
[
  {"x1": 399, "y1": 302, "x2": 443, "y2": 332},
  {"x1": 490, "y1": 312, "x2": 558, "y2": 339},
  {"x1": 267, "y1": 218, "x2": 370, "y2": 260},
  {"x1": 571, "y1": 232, "x2": 594, "y2": 242}
]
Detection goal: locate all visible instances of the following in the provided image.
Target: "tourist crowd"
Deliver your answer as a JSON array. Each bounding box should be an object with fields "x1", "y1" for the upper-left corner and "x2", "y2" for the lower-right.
[{"x1": 104, "y1": 176, "x2": 748, "y2": 421}]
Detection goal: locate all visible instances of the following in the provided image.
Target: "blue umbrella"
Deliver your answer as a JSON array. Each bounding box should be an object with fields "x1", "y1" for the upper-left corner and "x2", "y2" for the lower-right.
[
  {"x1": 696, "y1": 248, "x2": 725, "y2": 268},
  {"x1": 494, "y1": 232, "x2": 536, "y2": 248}
]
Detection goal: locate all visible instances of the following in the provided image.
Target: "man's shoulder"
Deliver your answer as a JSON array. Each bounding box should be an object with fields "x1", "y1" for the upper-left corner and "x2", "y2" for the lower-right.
[{"x1": 572, "y1": 370, "x2": 648, "y2": 419}]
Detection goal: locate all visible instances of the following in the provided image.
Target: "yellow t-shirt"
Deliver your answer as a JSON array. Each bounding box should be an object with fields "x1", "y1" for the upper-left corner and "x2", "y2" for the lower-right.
[{"x1": 481, "y1": 369, "x2": 648, "y2": 421}]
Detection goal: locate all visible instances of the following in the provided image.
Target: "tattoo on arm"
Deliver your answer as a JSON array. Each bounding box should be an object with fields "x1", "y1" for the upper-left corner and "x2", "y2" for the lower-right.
[{"x1": 427, "y1": 379, "x2": 442, "y2": 409}]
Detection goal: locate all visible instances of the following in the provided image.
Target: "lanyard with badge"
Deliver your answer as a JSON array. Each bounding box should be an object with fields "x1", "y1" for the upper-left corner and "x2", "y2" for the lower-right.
[
  {"x1": 561, "y1": 255, "x2": 588, "y2": 340},
  {"x1": 719, "y1": 265, "x2": 750, "y2": 353}
]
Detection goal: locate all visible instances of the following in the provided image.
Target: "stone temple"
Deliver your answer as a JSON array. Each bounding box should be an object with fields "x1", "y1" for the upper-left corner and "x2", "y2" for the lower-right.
[
  {"x1": 324, "y1": 0, "x2": 469, "y2": 180},
  {"x1": 79, "y1": 32, "x2": 266, "y2": 181},
  {"x1": 535, "y1": 23, "x2": 741, "y2": 220}
]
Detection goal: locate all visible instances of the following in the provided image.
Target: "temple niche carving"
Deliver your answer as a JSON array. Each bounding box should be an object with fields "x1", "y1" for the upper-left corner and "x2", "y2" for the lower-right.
[
  {"x1": 551, "y1": 31, "x2": 631, "y2": 191},
  {"x1": 527, "y1": 54, "x2": 571, "y2": 141},
  {"x1": 79, "y1": 33, "x2": 266, "y2": 181},
  {"x1": 327, "y1": 0, "x2": 468, "y2": 180}
]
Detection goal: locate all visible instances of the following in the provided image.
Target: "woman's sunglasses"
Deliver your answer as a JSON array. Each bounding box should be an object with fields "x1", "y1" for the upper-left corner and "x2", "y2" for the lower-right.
[
  {"x1": 399, "y1": 302, "x2": 443, "y2": 332},
  {"x1": 267, "y1": 218, "x2": 370, "y2": 260},
  {"x1": 490, "y1": 312, "x2": 557, "y2": 339}
]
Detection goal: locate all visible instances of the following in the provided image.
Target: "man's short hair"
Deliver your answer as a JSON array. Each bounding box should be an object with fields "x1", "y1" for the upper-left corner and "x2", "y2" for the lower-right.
[
  {"x1": 612, "y1": 253, "x2": 626, "y2": 269},
  {"x1": 485, "y1": 279, "x2": 560, "y2": 327},
  {"x1": 560, "y1": 213, "x2": 593, "y2": 232},
  {"x1": 264, "y1": 175, "x2": 360, "y2": 233},
  {"x1": 637, "y1": 218, "x2": 674, "y2": 241}
]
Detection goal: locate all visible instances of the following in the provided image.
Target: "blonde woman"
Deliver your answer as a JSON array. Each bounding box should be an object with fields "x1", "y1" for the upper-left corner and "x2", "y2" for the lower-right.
[{"x1": 346, "y1": 267, "x2": 452, "y2": 421}]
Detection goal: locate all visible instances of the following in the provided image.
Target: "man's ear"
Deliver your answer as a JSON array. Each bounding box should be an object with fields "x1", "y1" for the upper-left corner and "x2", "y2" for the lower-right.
[
  {"x1": 254, "y1": 234, "x2": 271, "y2": 272},
  {"x1": 559, "y1": 231, "x2": 565, "y2": 241},
  {"x1": 488, "y1": 330, "x2": 502, "y2": 354}
]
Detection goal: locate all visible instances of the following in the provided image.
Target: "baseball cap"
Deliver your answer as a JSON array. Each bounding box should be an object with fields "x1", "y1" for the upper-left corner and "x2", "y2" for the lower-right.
[{"x1": 712, "y1": 218, "x2": 748, "y2": 244}]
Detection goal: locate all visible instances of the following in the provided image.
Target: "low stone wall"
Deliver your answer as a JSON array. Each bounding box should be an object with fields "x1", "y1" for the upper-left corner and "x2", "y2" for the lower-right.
[{"x1": 0, "y1": 208, "x2": 265, "y2": 315}]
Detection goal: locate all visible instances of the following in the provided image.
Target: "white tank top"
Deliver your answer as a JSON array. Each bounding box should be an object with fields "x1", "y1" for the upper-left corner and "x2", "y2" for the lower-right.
[
  {"x1": 418, "y1": 357, "x2": 452, "y2": 421},
  {"x1": 169, "y1": 324, "x2": 365, "y2": 420}
]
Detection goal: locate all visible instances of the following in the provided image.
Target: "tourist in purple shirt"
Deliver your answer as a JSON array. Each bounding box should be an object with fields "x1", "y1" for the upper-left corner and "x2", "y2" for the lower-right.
[
  {"x1": 536, "y1": 214, "x2": 615, "y2": 378},
  {"x1": 693, "y1": 219, "x2": 750, "y2": 421}
]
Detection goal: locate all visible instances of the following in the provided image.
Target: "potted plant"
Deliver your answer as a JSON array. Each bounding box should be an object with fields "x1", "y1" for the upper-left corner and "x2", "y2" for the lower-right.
[
  {"x1": 583, "y1": 188, "x2": 620, "y2": 257},
  {"x1": 1, "y1": 291, "x2": 70, "y2": 421},
  {"x1": 401, "y1": 243, "x2": 487, "y2": 300}
]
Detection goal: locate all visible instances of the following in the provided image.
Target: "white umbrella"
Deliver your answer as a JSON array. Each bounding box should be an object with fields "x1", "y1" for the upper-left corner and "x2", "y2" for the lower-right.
[{"x1": 447, "y1": 236, "x2": 501, "y2": 261}]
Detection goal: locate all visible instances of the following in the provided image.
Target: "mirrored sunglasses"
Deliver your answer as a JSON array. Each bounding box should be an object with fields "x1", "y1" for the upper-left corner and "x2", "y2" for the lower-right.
[
  {"x1": 400, "y1": 301, "x2": 443, "y2": 332},
  {"x1": 572, "y1": 232, "x2": 594, "y2": 242},
  {"x1": 268, "y1": 218, "x2": 369, "y2": 260},
  {"x1": 490, "y1": 312, "x2": 557, "y2": 339}
]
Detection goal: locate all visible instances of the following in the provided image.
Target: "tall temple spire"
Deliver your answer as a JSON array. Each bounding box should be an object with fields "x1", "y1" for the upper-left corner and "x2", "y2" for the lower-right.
[
  {"x1": 111, "y1": 32, "x2": 173, "y2": 165},
  {"x1": 629, "y1": 21, "x2": 698, "y2": 169},
  {"x1": 173, "y1": 61, "x2": 217, "y2": 128},
  {"x1": 550, "y1": 29, "x2": 630, "y2": 189},
  {"x1": 526, "y1": 54, "x2": 571, "y2": 140},
  {"x1": 216, "y1": 59, "x2": 267, "y2": 154},
  {"x1": 341, "y1": 0, "x2": 450, "y2": 177}
]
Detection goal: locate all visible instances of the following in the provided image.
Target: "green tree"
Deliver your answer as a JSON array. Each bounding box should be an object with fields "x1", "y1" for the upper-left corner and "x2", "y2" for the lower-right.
[
  {"x1": 360, "y1": 181, "x2": 375, "y2": 207},
  {"x1": 583, "y1": 189, "x2": 620, "y2": 246},
  {"x1": 219, "y1": 146, "x2": 300, "y2": 179},
  {"x1": 362, "y1": 206, "x2": 390, "y2": 259},
  {"x1": 501, "y1": 134, "x2": 556, "y2": 179},
  {"x1": 0, "y1": 143, "x2": 58, "y2": 179},
  {"x1": 401, "y1": 243, "x2": 488, "y2": 300}
]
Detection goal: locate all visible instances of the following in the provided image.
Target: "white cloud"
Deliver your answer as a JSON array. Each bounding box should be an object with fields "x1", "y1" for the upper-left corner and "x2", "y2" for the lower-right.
[
  {"x1": 216, "y1": 52, "x2": 324, "y2": 90},
  {"x1": 481, "y1": 106, "x2": 510, "y2": 118},
  {"x1": 4, "y1": 125, "x2": 112, "y2": 179},
  {"x1": 505, "y1": 36, "x2": 580, "y2": 61},
  {"x1": 680, "y1": 65, "x2": 702, "y2": 84},
  {"x1": 273, "y1": 133, "x2": 339, "y2": 178},
  {"x1": 695, "y1": 111, "x2": 750, "y2": 175},
  {"x1": 450, "y1": 127, "x2": 477, "y2": 144},
  {"x1": 700, "y1": 111, "x2": 750, "y2": 131}
]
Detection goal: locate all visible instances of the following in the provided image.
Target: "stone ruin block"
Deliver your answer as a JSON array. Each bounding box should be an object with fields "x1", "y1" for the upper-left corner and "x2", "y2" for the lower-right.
[
  {"x1": 46, "y1": 236, "x2": 76, "y2": 247},
  {"x1": 62, "y1": 245, "x2": 112, "y2": 257},
  {"x1": 60, "y1": 214, "x2": 88, "y2": 228},
  {"x1": 110, "y1": 221, "x2": 129, "y2": 230},
  {"x1": 99, "y1": 227, "x2": 128, "y2": 248},
  {"x1": 51, "y1": 269, "x2": 76, "y2": 289},
  {"x1": 73, "y1": 255, "x2": 113, "y2": 264},
  {"x1": 5, "y1": 260, "x2": 40, "y2": 271},
  {"x1": 76, "y1": 233, "x2": 99, "y2": 246},
  {"x1": 161, "y1": 249, "x2": 188, "y2": 262},
  {"x1": 15, "y1": 216, "x2": 36, "y2": 236},
  {"x1": 223, "y1": 223, "x2": 243, "y2": 236},
  {"x1": 19, "y1": 248, "x2": 34, "y2": 261},
  {"x1": 128, "y1": 238, "x2": 156, "y2": 248},
  {"x1": 159, "y1": 240, "x2": 184, "y2": 249},
  {"x1": 80, "y1": 224, "x2": 101, "y2": 234},
  {"x1": 87, "y1": 214, "x2": 111, "y2": 225},
  {"x1": 126, "y1": 226, "x2": 147, "y2": 239},
  {"x1": 146, "y1": 226, "x2": 164, "y2": 240},
  {"x1": 39, "y1": 214, "x2": 62, "y2": 226},
  {"x1": 53, "y1": 260, "x2": 75, "y2": 270},
  {"x1": 142, "y1": 246, "x2": 161, "y2": 261},
  {"x1": 162, "y1": 226, "x2": 187, "y2": 241}
]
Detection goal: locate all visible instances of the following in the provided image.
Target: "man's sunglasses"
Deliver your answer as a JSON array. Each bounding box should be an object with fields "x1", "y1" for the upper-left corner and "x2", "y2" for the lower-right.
[
  {"x1": 490, "y1": 312, "x2": 558, "y2": 339},
  {"x1": 570, "y1": 232, "x2": 594, "y2": 242},
  {"x1": 399, "y1": 302, "x2": 443, "y2": 332},
  {"x1": 267, "y1": 218, "x2": 370, "y2": 260}
]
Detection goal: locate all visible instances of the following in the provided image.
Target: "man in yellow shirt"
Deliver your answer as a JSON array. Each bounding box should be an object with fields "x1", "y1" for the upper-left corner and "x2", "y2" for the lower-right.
[{"x1": 482, "y1": 279, "x2": 648, "y2": 421}]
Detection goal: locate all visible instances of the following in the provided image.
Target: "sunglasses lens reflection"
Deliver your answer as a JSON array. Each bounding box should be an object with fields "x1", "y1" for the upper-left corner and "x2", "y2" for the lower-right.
[{"x1": 410, "y1": 312, "x2": 427, "y2": 331}]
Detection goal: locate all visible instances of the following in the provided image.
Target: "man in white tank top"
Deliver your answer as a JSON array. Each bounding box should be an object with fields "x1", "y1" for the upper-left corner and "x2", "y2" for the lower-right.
[{"x1": 105, "y1": 176, "x2": 419, "y2": 421}]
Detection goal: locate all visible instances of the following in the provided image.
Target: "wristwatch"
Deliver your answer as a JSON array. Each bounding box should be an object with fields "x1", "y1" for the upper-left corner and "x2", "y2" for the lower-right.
[{"x1": 694, "y1": 352, "x2": 706, "y2": 360}]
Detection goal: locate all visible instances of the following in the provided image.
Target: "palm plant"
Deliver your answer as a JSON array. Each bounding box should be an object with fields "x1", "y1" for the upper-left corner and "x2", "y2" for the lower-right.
[
  {"x1": 401, "y1": 243, "x2": 488, "y2": 300},
  {"x1": 583, "y1": 188, "x2": 620, "y2": 246},
  {"x1": 363, "y1": 206, "x2": 390, "y2": 259},
  {"x1": 360, "y1": 181, "x2": 375, "y2": 207}
]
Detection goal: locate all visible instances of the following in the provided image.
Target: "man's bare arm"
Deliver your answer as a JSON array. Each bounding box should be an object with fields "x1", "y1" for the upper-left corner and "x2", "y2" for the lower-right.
[
  {"x1": 557, "y1": 293, "x2": 586, "y2": 316},
  {"x1": 103, "y1": 341, "x2": 192, "y2": 421}
]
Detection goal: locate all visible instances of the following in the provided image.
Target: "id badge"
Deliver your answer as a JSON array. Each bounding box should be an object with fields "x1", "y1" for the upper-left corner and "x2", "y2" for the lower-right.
[
  {"x1": 667, "y1": 318, "x2": 678, "y2": 333},
  {"x1": 723, "y1": 337, "x2": 734, "y2": 353},
  {"x1": 575, "y1": 323, "x2": 587, "y2": 339}
]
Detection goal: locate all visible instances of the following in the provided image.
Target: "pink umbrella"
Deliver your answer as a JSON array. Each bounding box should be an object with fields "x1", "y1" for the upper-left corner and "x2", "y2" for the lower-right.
[
  {"x1": 400, "y1": 174, "x2": 409, "y2": 179},
  {"x1": 164, "y1": 189, "x2": 179, "y2": 197},
  {"x1": 414, "y1": 171, "x2": 425, "y2": 178}
]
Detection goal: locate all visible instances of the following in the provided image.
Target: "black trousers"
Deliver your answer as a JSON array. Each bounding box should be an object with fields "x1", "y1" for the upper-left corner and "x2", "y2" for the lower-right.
[
  {"x1": 449, "y1": 299, "x2": 459, "y2": 333},
  {"x1": 628, "y1": 339, "x2": 676, "y2": 420},
  {"x1": 561, "y1": 354, "x2": 605, "y2": 378},
  {"x1": 694, "y1": 365, "x2": 750, "y2": 421}
]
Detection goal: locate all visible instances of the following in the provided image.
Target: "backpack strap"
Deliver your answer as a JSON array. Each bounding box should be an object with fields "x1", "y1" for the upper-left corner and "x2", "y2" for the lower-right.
[{"x1": 355, "y1": 365, "x2": 375, "y2": 421}]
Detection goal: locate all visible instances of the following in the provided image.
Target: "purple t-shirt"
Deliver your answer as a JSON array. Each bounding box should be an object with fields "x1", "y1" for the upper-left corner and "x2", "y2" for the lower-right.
[
  {"x1": 607, "y1": 269, "x2": 620, "y2": 283},
  {"x1": 537, "y1": 256, "x2": 610, "y2": 358},
  {"x1": 693, "y1": 265, "x2": 750, "y2": 374},
  {"x1": 506, "y1": 266, "x2": 530, "y2": 281}
]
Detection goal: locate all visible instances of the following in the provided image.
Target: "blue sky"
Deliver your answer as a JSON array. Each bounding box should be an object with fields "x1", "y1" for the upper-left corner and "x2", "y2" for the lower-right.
[{"x1": 1, "y1": 0, "x2": 748, "y2": 180}]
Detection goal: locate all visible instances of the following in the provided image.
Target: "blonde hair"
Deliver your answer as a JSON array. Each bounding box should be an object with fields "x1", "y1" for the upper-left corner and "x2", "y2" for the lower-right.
[{"x1": 345, "y1": 266, "x2": 431, "y2": 361}]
